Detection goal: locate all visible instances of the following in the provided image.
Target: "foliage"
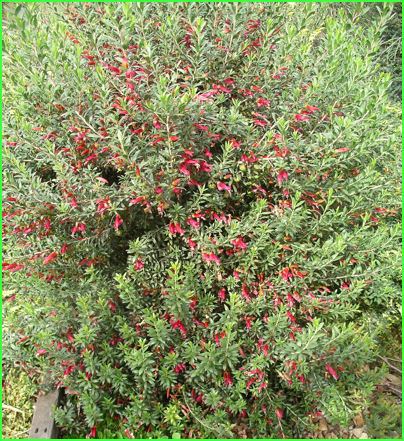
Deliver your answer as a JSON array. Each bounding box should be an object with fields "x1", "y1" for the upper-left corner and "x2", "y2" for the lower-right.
[
  {"x1": 2, "y1": 367, "x2": 40, "y2": 439},
  {"x1": 378, "y1": 2, "x2": 402, "y2": 100},
  {"x1": 2, "y1": 3, "x2": 401, "y2": 438},
  {"x1": 366, "y1": 393, "x2": 402, "y2": 439}
]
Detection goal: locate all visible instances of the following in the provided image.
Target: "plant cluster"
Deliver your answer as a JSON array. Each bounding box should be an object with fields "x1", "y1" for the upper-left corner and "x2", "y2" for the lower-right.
[{"x1": 2, "y1": 3, "x2": 401, "y2": 438}]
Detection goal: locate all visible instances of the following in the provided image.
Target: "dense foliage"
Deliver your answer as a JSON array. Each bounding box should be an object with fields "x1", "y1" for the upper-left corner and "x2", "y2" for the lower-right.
[{"x1": 3, "y1": 3, "x2": 401, "y2": 438}]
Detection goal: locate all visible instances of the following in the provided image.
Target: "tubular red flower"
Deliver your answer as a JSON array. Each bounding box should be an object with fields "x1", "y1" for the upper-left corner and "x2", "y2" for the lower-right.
[
  {"x1": 277, "y1": 170, "x2": 289, "y2": 186},
  {"x1": 202, "y1": 252, "x2": 221, "y2": 265},
  {"x1": 114, "y1": 214, "x2": 123, "y2": 230},
  {"x1": 325, "y1": 363, "x2": 339, "y2": 380},
  {"x1": 168, "y1": 222, "x2": 185, "y2": 236},
  {"x1": 217, "y1": 181, "x2": 231, "y2": 193},
  {"x1": 87, "y1": 426, "x2": 97, "y2": 439},
  {"x1": 134, "y1": 258, "x2": 144, "y2": 271},
  {"x1": 231, "y1": 237, "x2": 248, "y2": 251},
  {"x1": 294, "y1": 113, "x2": 310, "y2": 122},
  {"x1": 223, "y1": 371, "x2": 233, "y2": 386},
  {"x1": 218, "y1": 288, "x2": 226, "y2": 301},
  {"x1": 43, "y1": 252, "x2": 58, "y2": 265}
]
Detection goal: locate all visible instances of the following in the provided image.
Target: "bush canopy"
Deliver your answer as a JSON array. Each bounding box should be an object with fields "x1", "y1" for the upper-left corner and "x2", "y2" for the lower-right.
[{"x1": 2, "y1": 3, "x2": 401, "y2": 438}]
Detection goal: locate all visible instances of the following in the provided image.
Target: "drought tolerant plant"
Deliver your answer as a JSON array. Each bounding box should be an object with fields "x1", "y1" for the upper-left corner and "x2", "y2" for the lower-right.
[{"x1": 2, "y1": 3, "x2": 401, "y2": 438}]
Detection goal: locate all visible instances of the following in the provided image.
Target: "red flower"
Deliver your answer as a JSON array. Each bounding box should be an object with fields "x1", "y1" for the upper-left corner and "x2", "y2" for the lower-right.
[
  {"x1": 294, "y1": 113, "x2": 310, "y2": 122},
  {"x1": 186, "y1": 218, "x2": 200, "y2": 229},
  {"x1": 126, "y1": 70, "x2": 136, "y2": 79},
  {"x1": 253, "y1": 118, "x2": 267, "y2": 127},
  {"x1": 280, "y1": 267, "x2": 293, "y2": 282},
  {"x1": 214, "y1": 331, "x2": 226, "y2": 346},
  {"x1": 168, "y1": 222, "x2": 185, "y2": 236},
  {"x1": 202, "y1": 252, "x2": 221, "y2": 265},
  {"x1": 229, "y1": 138, "x2": 241, "y2": 149},
  {"x1": 108, "y1": 300, "x2": 117, "y2": 312},
  {"x1": 87, "y1": 426, "x2": 97, "y2": 439},
  {"x1": 212, "y1": 212, "x2": 230, "y2": 223},
  {"x1": 63, "y1": 365, "x2": 76, "y2": 376},
  {"x1": 171, "y1": 319, "x2": 187, "y2": 337},
  {"x1": 257, "y1": 97, "x2": 271, "y2": 108},
  {"x1": 3, "y1": 262, "x2": 24, "y2": 272},
  {"x1": 66, "y1": 330, "x2": 74, "y2": 343},
  {"x1": 277, "y1": 170, "x2": 289, "y2": 186},
  {"x1": 84, "y1": 153, "x2": 98, "y2": 165},
  {"x1": 325, "y1": 363, "x2": 339, "y2": 380},
  {"x1": 193, "y1": 318, "x2": 209, "y2": 328},
  {"x1": 60, "y1": 244, "x2": 69, "y2": 254},
  {"x1": 96, "y1": 197, "x2": 110, "y2": 214},
  {"x1": 223, "y1": 371, "x2": 233, "y2": 386},
  {"x1": 114, "y1": 214, "x2": 123, "y2": 231},
  {"x1": 43, "y1": 252, "x2": 58, "y2": 265},
  {"x1": 71, "y1": 223, "x2": 86, "y2": 236},
  {"x1": 245, "y1": 316, "x2": 252, "y2": 330},
  {"x1": 17, "y1": 336, "x2": 29, "y2": 344},
  {"x1": 43, "y1": 217, "x2": 51, "y2": 232},
  {"x1": 96, "y1": 177, "x2": 109, "y2": 184},
  {"x1": 129, "y1": 196, "x2": 146, "y2": 206},
  {"x1": 187, "y1": 237, "x2": 197, "y2": 250},
  {"x1": 224, "y1": 77, "x2": 235, "y2": 85},
  {"x1": 286, "y1": 311, "x2": 296, "y2": 323},
  {"x1": 79, "y1": 258, "x2": 96, "y2": 267},
  {"x1": 154, "y1": 186, "x2": 163, "y2": 195},
  {"x1": 36, "y1": 349, "x2": 47, "y2": 356},
  {"x1": 104, "y1": 63, "x2": 121, "y2": 75},
  {"x1": 134, "y1": 257, "x2": 144, "y2": 271},
  {"x1": 199, "y1": 160, "x2": 212, "y2": 173},
  {"x1": 194, "y1": 123, "x2": 208, "y2": 131},
  {"x1": 305, "y1": 105, "x2": 319, "y2": 113},
  {"x1": 217, "y1": 181, "x2": 231, "y2": 193},
  {"x1": 218, "y1": 288, "x2": 226, "y2": 301},
  {"x1": 231, "y1": 237, "x2": 248, "y2": 251},
  {"x1": 70, "y1": 197, "x2": 78, "y2": 209},
  {"x1": 257, "y1": 339, "x2": 269, "y2": 356},
  {"x1": 179, "y1": 162, "x2": 191, "y2": 176},
  {"x1": 297, "y1": 374, "x2": 305, "y2": 384},
  {"x1": 204, "y1": 148, "x2": 213, "y2": 158},
  {"x1": 173, "y1": 363, "x2": 187, "y2": 374},
  {"x1": 241, "y1": 283, "x2": 251, "y2": 301},
  {"x1": 240, "y1": 409, "x2": 248, "y2": 418},
  {"x1": 241, "y1": 152, "x2": 258, "y2": 163},
  {"x1": 275, "y1": 408, "x2": 284, "y2": 420},
  {"x1": 189, "y1": 298, "x2": 198, "y2": 310},
  {"x1": 191, "y1": 389, "x2": 204, "y2": 404},
  {"x1": 152, "y1": 115, "x2": 162, "y2": 129}
]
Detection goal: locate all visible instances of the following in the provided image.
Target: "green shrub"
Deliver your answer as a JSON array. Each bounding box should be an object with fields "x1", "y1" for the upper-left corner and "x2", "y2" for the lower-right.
[{"x1": 3, "y1": 3, "x2": 401, "y2": 438}]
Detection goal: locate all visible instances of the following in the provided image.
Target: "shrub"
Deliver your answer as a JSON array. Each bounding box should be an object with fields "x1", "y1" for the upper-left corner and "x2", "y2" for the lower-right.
[{"x1": 3, "y1": 3, "x2": 401, "y2": 438}]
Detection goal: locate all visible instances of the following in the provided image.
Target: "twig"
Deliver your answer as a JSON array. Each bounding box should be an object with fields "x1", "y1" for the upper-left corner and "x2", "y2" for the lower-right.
[
  {"x1": 384, "y1": 356, "x2": 402, "y2": 363},
  {"x1": 383, "y1": 383, "x2": 402, "y2": 397},
  {"x1": 10, "y1": 428, "x2": 30, "y2": 437},
  {"x1": 74, "y1": 111, "x2": 99, "y2": 136},
  {"x1": 3, "y1": 403, "x2": 24, "y2": 414},
  {"x1": 182, "y1": 391, "x2": 223, "y2": 435},
  {"x1": 378, "y1": 355, "x2": 402, "y2": 374}
]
